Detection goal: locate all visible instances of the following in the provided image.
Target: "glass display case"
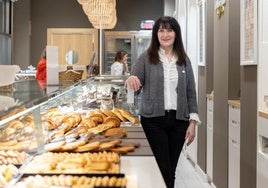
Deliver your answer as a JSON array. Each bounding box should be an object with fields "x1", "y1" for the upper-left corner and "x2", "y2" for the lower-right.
[
  {"x1": 103, "y1": 31, "x2": 151, "y2": 75},
  {"x1": 0, "y1": 76, "x2": 157, "y2": 187},
  {"x1": 1, "y1": 76, "x2": 139, "y2": 141}
]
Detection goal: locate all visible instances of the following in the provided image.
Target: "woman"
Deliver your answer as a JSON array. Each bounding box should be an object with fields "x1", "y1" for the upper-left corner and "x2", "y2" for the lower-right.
[
  {"x1": 125, "y1": 16, "x2": 201, "y2": 188},
  {"x1": 35, "y1": 48, "x2": 47, "y2": 88},
  {"x1": 110, "y1": 50, "x2": 129, "y2": 75},
  {"x1": 36, "y1": 48, "x2": 47, "y2": 81}
]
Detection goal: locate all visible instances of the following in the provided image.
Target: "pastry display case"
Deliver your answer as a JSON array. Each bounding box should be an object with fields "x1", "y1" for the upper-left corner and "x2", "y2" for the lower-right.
[{"x1": 0, "y1": 76, "x2": 152, "y2": 187}]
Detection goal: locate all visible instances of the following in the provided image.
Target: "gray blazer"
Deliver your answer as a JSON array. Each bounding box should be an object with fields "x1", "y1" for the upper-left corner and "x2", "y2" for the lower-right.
[{"x1": 131, "y1": 51, "x2": 198, "y2": 121}]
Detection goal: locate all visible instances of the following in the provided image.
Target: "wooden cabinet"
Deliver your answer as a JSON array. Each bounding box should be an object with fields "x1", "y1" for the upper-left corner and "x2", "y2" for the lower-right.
[
  {"x1": 47, "y1": 28, "x2": 98, "y2": 79},
  {"x1": 257, "y1": 112, "x2": 268, "y2": 188},
  {"x1": 206, "y1": 95, "x2": 213, "y2": 182},
  {"x1": 228, "y1": 100, "x2": 240, "y2": 188},
  {"x1": 257, "y1": 0, "x2": 268, "y2": 187}
]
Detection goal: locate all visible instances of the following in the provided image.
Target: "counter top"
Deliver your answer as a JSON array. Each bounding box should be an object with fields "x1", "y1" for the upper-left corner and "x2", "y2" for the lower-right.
[
  {"x1": 122, "y1": 125, "x2": 153, "y2": 156},
  {"x1": 121, "y1": 156, "x2": 166, "y2": 188},
  {"x1": 259, "y1": 110, "x2": 268, "y2": 119},
  {"x1": 228, "y1": 100, "x2": 240, "y2": 108}
]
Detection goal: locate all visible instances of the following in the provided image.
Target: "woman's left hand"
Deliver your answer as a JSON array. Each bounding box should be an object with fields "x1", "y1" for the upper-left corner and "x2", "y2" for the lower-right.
[{"x1": 185, "y1": 120, "x2": 196, "y2": 146}]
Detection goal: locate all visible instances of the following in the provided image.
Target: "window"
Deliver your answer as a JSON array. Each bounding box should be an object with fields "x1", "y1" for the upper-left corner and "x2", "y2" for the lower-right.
[
  {"x1": 1, "y1": 0, "x2": 12, "y2": 65},
  {"x1": 240, "y1": 0, "x2": 257, "y2": 65},
  {"x1": 1, "y1": 0, "x2": 12, "y2": 34}
]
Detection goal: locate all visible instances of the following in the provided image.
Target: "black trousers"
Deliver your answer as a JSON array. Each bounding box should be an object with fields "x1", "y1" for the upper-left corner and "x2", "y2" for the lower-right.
[{"x1": 141, "y1": 110, "x2": 188, "y2": 188}]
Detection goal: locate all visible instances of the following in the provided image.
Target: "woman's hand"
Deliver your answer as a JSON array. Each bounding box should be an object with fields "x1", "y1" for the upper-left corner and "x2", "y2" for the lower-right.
[
  {"x1": 123, "y1": 62, "x2": 129, "y2": 73},
  {"x1": 185, "y1": 120, "x2": 196, "y2": 146},
  {"x1": 125, "y1": 75, "x2": 142, "y2": 91}
]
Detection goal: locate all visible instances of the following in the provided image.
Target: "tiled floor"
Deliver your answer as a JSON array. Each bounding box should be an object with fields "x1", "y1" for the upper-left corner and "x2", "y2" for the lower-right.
[{"x1": 175, "y1": 154, "x2": 211, "y2": 188}]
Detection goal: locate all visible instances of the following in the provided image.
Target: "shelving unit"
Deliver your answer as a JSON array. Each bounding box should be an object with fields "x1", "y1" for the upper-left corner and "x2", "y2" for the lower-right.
[
  {"x1": 257, "y1": 111, "x2": 268, "y2": 188},
  {"x1": 257, "y1": 0, "x2": 268, "y2": 187},
  {"x1": 206, "y1": 94, "x2": 213, "y2": 183},
  {"x1": 228, "y1": 100, "x2": 241, "y2": 188}
]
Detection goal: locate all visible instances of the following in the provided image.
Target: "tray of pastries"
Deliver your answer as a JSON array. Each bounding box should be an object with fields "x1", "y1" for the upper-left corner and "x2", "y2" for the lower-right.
[
  {"x1": 21, "y1": 151, "x2": 120, "y2": 174},
  {"x1": 0, "y1": 164, "x2": 19, "y2": 187},
  {"x1": 13, "y1": 173, "x2": 127, "y2": 188},
  {"x1": 0, "y1": 150, "x2": 29, "y2": 166},
  {"x1": 0, "y1": 113, "x2": 38, "y2": 153},
  {"x1": 42, "y1": 108, "x2": 140, "y2": 154}
]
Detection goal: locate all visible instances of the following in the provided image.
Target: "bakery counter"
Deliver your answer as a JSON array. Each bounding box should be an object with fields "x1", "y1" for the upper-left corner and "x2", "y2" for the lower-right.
[{"x1": 0, "y1": 78, "x2": 164, "y2": 187}]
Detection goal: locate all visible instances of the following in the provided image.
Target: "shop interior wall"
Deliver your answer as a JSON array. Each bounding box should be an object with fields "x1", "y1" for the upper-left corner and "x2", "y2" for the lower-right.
[
  {"x1": 213, "y1": 0, "x2": 241, "y2": 187},
  {"x1": 240, "y1": 67, "x2": 257, "y2": 188},
  {"x1": 197, "y1": 0, "x2": 214, "y2": 173},
  {"x1": 13, "y1": 0, "x2": 164, "y2": 69},
  {"x1": 12, "y1": 0, "x2": 30, "y2": 69}
]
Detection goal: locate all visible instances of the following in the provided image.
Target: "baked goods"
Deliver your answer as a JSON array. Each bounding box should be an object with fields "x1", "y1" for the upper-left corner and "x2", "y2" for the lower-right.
[
  {"x1": 109, "y1": 145, "x2": 135, "y2": 154},
  {"x1": 0, "y1": 150, "x2": 29, "y2": 165},
  {"x1": 99, "y1": 139, "x2": 121, "y2": 151},
  {"x1": 59, "y1": 139, "x2": 87, "y2": 152},
  {"x1": 104, "y1": 127, "x2": 127, "y2": 137},
  {"x1": 44, "y1": 141, "x2": 66, "y2": 152},
  {"x1": 62, "y1": 113, "x2": 82, "y2": 129},
  {"x1": 102, "y1": 109, "x2": 118, "y2": 118},
  {"x1": 79, "y1": 117, "x2": 97, "y2": 128},
  {"x1": 112, "y1": 108, "x2": 128, "y2": 122},
  {"x1": 22, "y1": 151, "x2": 120, "y2": 174},
  {"x1": 74, "y1": 141, "x2": 101, "y2": 152},
  {"x1": 88, "y1": 113, "x2": 103, "y2": 124},
  {"x1": 119, "y1": 109, "x2": 140, "y2": 124},
  {"x1": 14, "y1": 175, "x2": 127, "y2": 187},
  {"x1": 0, "y1": 164, "x2": 18, "y2": 186},
  {"x1": 43, "y1": 111, "x2": 64, "y2": 128},
  {"x1": 42, "y1": 120, "x2": 56, "y2": 131},
  {"x1": 41, "y1": 108, "x2": 139, "y2": 153},
  {"x1": 0, "y1": 139, "x2": 36, "y2": 152}
]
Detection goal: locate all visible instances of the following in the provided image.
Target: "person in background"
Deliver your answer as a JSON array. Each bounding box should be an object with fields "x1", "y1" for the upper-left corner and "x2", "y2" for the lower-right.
[
  {"x1": 125, "y1": 16, "x2": 201, "y2": 188},
  {"x1": 35, "y1": 48, "x2": 47, "y2": 88},
  {"x1": 110, "y1": 50, "x2": 129, "y2": 75}
]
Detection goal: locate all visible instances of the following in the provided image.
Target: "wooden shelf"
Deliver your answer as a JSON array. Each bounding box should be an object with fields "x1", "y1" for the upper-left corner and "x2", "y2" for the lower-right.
[
  {"x1": 228, "y1": 100, "x2": 240, "y2": 108},
  {"x1": 259, "y1": 110, "x2": 268, "y2": 119}
]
